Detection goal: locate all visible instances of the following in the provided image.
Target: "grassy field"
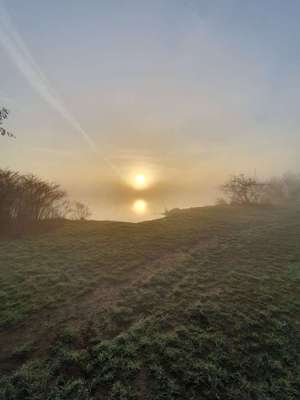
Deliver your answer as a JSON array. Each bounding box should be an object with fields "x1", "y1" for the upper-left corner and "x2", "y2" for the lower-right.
[{"x1": 0, "y1": 206, "x2": 299, "y2": 399}]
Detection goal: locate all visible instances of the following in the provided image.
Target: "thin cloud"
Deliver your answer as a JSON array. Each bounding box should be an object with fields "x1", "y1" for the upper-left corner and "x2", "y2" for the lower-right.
[
  {"x1": 0, "y1": 1, "x2": 120, "y2": 176},
  {"x1": 0, "y1": 3, "x2": 95, "y2": 150}
]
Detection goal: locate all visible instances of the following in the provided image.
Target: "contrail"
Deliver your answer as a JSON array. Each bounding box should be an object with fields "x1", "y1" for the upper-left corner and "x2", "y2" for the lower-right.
[{"x1": 0, "y1": 1, "x2": 120, "y2": 176}]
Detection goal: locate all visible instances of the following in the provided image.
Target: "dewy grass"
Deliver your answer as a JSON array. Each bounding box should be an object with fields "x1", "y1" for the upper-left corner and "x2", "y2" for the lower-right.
[{"x1": 0, "y1": 206, "x2": 299, "y2": 399}]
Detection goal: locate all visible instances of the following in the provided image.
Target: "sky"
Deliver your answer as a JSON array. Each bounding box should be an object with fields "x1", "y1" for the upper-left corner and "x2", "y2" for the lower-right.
[{"x1": 1, "y1": 0, "x2": 300, "y2": 220}]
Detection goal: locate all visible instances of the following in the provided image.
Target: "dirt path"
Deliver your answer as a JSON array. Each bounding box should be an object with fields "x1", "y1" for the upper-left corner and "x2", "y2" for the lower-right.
[
  {"x1": 1, "y1": 211, "x2": 291, "y2": 375},
  {"x1": 0, "y1": 235, "x2": 220, "y2": 374}
]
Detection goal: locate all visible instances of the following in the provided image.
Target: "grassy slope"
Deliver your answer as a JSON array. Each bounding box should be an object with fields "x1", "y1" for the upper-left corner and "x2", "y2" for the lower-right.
[{"x1": 0, "y1": 206, "x2": 299, "y2": 399}]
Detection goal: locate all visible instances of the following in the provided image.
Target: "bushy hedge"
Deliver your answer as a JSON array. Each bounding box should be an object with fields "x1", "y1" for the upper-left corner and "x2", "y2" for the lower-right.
[{"x1": 0, "y1": 169, "x2": 66, "y2": 235}]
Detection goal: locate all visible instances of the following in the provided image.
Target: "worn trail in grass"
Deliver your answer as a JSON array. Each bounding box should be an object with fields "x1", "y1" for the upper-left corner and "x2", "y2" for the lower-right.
[
  {"x1": 0, "y1": 209, "x2": 240, "y2": 371},
  {"x1": 0, "y1": 206, "x2": 299, "y2": 399}
]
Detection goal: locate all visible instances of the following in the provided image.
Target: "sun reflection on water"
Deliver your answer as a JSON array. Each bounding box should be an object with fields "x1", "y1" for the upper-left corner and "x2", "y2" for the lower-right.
[{"x1": 132, "y1": 199, "x2": 147, "y2": 214}]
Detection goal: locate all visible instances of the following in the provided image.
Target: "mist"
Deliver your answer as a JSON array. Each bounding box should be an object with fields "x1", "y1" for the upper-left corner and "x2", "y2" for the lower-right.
[{"x1": 1, "y1": 0, "x2": 300, "y2": 220}]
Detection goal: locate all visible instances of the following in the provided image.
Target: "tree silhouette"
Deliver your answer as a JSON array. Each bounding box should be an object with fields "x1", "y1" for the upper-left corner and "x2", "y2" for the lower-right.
[
  {"x1": 0, "y1": 107, "x2": 15, "y2": 138},
  {"x1": 71, "y1": 201, "x2": 91, "y2": 220},
  {"x1": 221, "y1": 174, "x2": 266, "y2": 205}
]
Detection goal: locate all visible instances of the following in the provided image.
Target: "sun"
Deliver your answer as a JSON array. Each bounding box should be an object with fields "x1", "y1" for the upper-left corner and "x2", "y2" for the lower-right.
[
  {"x1": 133, "y1": 174, "x2": 147, "y2": 190},
  {"x1": 126, "y1": 169, "x2": 154, "y2": 191},
  {"x1": 132, "y1": 199, "x2": 147, "y2": 214}
]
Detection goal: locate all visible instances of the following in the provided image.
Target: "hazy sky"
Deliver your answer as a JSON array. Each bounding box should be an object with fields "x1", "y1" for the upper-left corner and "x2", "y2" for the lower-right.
[{"x1": 1, "y1": 0, "x2": 300, "y2": 220}]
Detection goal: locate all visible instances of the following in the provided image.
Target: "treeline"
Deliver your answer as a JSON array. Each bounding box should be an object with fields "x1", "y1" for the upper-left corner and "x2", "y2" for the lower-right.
[
  {"x1": 219, "y1": 173, "x2": 300, "y2": 206},
  {"x1": 0, "y1": 169, "x2": 90, "y2": 236}
]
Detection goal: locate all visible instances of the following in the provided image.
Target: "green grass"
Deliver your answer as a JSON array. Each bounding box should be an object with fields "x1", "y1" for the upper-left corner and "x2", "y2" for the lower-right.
[{"x1": 0, "y1": 206, "x2": 299, "y2": 399}]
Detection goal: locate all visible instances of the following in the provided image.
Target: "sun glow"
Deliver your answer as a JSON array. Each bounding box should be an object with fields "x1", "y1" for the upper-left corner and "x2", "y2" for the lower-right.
[
  {"x1": 135, "y1": 174, "x2": 145, "y2": 186},
  {"x1": 125, "y1": 167, "x2": 157, "y2": 193},
  {"x1": 132, "y1": 174, "x2": 148, "y2": 190},
  {"x1": 132, "y1": 199, "x2": 147, "y2": 214}
]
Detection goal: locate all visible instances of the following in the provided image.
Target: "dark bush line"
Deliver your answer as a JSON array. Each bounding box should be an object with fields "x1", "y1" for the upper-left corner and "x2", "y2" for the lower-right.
[{"x1": 0, "y1": 168, "x2": 90, "y2": 237}]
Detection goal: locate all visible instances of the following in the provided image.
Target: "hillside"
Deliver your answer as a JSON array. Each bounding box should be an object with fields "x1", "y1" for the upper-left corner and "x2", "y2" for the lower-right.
[{"x1": 0, "y1": 206, "x2": 299, "y2": 399}]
